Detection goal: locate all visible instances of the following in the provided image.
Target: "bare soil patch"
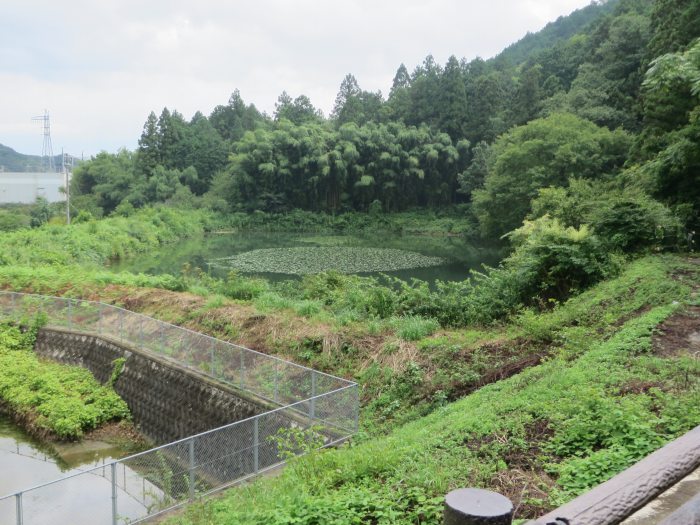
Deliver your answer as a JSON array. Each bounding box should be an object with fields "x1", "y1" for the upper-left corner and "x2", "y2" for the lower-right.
[
  {"x1": 652, "y1": 306, "x2": 700, "y2": 358},
  {"x1": 465, "y1": 420, "x2": 557, "y2": 519},
  {"x1": 83, "y1": 420, "x2": 151, "y2": 451}
]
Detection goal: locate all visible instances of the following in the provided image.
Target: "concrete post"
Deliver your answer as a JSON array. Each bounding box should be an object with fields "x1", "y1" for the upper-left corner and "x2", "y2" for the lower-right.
[{"x1": 444, "y1": 488, "x2": 513, "y2": 525}]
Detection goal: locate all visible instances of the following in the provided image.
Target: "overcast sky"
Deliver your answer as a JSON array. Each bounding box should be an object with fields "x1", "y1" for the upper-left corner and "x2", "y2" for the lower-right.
[{"x1": 1, "y1": 0, "x2": 593, "y2": 157}]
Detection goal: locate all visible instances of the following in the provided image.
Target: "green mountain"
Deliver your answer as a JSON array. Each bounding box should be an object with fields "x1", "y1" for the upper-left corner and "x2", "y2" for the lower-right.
[{"x1": 0, "y1": 143, "x2": 62, "y2": 172}]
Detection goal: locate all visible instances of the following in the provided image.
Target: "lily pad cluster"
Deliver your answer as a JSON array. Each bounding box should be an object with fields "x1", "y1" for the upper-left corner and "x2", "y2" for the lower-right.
[{"x1": 212, "y1": 247, "x2": 445, "y2": 275}]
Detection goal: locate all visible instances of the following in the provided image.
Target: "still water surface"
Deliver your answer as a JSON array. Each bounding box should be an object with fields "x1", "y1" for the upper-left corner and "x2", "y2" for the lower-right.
[
  {"x1": 0, "y1": 416, "x2": 151, "y2": 524},
  {"x1": 111, "y1": 231, "x2": 503, "y2": 284}
]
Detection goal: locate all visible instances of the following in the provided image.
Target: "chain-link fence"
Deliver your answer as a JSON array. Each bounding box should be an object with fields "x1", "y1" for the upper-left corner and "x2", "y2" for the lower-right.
[{"x1": 0, "y1": 291, "x2": 359, "y2": 525}]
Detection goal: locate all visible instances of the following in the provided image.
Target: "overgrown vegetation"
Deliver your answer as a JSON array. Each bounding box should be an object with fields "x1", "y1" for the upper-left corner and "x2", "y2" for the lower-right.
[
  {"x1": 0, "y1": 207, "x2": 220, "y2": 267},
  {"x1": 167, "y1": 256, "x2": 700, "y2": 524},
  {"x1": 0, "y1": 323, "x2": 130, "y2": 440}
]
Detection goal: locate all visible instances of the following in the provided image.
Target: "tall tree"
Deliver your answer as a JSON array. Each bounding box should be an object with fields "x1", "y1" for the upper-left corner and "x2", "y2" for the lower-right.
[
  {"x1": 135, "y1": 112, "x2": 160, "y2": 176},
  {"x1": 438, "y1": 55, "x2": 468, "y2": 139},
  {"x1": 511, "y1": 64, "x2": 543, "y2": 125},
  {"x1": 186, "y1": 113, "x2": 228, "y2": 194},
  {"x1": 332, "y1": 74, "x2": 362, "y2": 120},
  {"x1": 407, "y1": 55, "x2": 442, "y2": 127},
  {"x1": 274, "y1": 92, "x2": 322, "y2": 124},
  {"x1": 209, "y1": 89, "x2": 266, "y2": 142}
]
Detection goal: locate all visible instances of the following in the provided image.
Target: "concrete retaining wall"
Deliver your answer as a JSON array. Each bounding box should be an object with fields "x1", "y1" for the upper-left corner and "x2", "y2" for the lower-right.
[{"x1": 34, "y1": 327, "x2": 277, "y2": 444}]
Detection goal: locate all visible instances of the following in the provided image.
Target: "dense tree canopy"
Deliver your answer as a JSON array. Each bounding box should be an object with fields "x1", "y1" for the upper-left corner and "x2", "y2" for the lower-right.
[
  {"x1": 213, "y1": 120, "x2": 463, "y2": 213},
  {"x1": 472, "y1": 113, "x2": 631, "y2": 237},
  {"x1": 70, "y1": 0, "x2": 699, "y2": 242}
]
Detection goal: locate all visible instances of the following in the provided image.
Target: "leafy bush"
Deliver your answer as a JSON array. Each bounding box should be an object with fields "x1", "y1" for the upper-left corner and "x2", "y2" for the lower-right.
[
  {"x1": 472, "y1": 113, "x2": 631, "y2": 238},
  {"x1": 223, "y1": 272, "x2": 270, "y2": 300},
  {"x1": 503, "y1": 216, "x2": 618, "y2": 304},
  {"x1": 531, "y1": 179, "x2": 681, "y2": 252}
]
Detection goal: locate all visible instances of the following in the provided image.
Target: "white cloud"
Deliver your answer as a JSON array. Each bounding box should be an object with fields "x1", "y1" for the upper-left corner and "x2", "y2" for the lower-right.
[{"x1": 0, "y1": 0, "x2": 594, "y2": 156}]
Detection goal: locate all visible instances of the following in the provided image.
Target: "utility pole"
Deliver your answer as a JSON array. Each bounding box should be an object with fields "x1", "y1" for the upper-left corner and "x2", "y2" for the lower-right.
[{"x1": 62, "y1": 150, "x2": 72, "y2": 224}]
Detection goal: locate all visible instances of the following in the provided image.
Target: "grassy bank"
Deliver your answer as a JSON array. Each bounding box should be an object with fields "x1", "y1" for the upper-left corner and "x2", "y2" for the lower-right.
[
  {"x1": 0, "y1": 323, "x2": 130, "y2": 440},
  {"x1": 0, "y1": 253, "x2": 695, "y2": 436},
  {"x1": 0, "y1": 207, "x2": 221, "y2": 267},
  {"x1": 165, "y1": 256, "x2": 700, "y2": 524}
]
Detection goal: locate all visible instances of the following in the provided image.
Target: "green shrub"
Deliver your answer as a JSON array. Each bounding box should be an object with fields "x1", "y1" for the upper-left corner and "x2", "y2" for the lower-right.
[
  {"x1": 391, "y1": 315, "x2": 440, "y2": 341},
  {"x1": 531, "y1": 179, "x2": 681, "y2": 252},
  {"x1": 0, "y1": 207, "x2": 219, "y2": 268},
  {"x1": 503, "y1": 216, "x2": 618, "y2": 304},
  {"x1": 223, "y1": 272, "x2": 270, "y2": 300}
]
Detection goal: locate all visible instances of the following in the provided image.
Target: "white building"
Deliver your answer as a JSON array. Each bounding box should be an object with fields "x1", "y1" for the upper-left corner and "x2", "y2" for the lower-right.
[{"x1": 0, "y1": 172, "x2": 67, "y2": 203}]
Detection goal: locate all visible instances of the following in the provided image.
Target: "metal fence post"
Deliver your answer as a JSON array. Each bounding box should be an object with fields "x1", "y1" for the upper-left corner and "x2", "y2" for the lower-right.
[
  {"x1": 210, "y1": 344, "x2": 216, "y2": 376},
  {"x1": 119, "y1": 309, "x2": 124, "y2": 343},
  {"x1": 240, "y1": 349, "x2": 245, "y2": 388},
  {"x1": 310, "y1": 371, "x2": 317, "y2": 422},
  {"x1": 98, "y1": 303, "x2": 103, "y2": 335},
  {"x1": 139, "y1": 316, "x2": 144, "y2": 348},
  {"x1": 274, "y1": 361, "x2": 279, "y2": 402},
  {"x1": 15, "y1": 492, "x2": 23, "y2": 525},
  {"x1": 253, "y1": 418, "x2": 259, "y2": 474},
  {"x1": 188, "y1": 438, "x2": 196, "y2": 501},
  {"x1": 353, "y1": 386, "x2": 360, "y2": 433},
  {"x1": 67, "y1": 299, "x2": 72, "y2": 330},
  {"x1": 160, "y1": 324, "x2": 166, "y2": 354},
  {"x1": 111, "y1": 462, "x2": 118, "y2": 525}
]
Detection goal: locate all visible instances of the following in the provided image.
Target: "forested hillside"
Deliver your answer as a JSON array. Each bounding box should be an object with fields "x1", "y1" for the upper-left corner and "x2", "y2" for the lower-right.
[{"x1": 69, "y1": 0, "x2": 699, "y2": 245}]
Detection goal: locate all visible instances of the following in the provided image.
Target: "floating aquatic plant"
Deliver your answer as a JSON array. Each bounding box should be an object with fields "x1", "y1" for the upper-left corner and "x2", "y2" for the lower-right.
[{"x1": 212, "y1": 247, "x2": 444, "y2": 275}]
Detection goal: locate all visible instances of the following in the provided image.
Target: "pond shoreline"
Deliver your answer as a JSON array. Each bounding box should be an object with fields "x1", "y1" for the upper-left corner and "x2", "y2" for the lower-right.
[{"x1": 110, "y1": 230, "x2": 504, "y2": 286}]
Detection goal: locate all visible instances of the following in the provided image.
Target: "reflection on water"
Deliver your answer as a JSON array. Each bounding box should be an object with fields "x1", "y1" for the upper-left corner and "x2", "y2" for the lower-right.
[
  {"x1": 111, "y1": 231, "x2": 503, "y2": 285},
  {"x1": 0, "y1": 416, "x2": 157, "y2": 525}
]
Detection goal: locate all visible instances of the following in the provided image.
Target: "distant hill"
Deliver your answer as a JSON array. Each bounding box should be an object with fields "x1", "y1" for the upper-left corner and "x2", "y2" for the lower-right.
[
  {"x1": 0, "y1": 144, "x2": 64, "y2": 173},
  {"x1": 492, "y1": 0, "x2": 619, "y2": 67}
]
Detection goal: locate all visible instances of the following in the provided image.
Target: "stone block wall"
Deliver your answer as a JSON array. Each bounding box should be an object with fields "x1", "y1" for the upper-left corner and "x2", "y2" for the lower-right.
[{"x1": 34, "y1": 327, "x2": 276, "y2": 445}]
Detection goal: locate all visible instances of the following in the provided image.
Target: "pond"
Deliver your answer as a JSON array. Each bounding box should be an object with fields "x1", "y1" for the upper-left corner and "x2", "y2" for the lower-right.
[
  {"x1": 110, "y1": 231, "x2": 503, "y2": 284},
  {"x1": 0, "y1": 416, "x2": 154, "y2": 524}
]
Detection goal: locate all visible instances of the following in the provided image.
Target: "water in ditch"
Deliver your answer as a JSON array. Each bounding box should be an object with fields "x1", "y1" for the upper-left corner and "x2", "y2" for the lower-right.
[{"x1": 0, "y1": 415, "x2": 158, "y2": 524}]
